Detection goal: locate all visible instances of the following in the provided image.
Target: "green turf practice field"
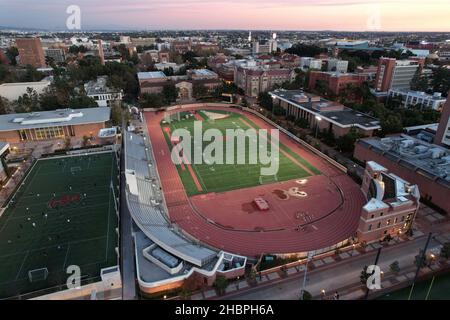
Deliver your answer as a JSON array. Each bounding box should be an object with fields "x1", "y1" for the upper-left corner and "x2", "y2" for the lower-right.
[
  {"x1": 161, "y1": 110, "x2": 321, "y2": 196},
  {"x1": 0, "y1": 152, "x2": 119, "y2": 299}
]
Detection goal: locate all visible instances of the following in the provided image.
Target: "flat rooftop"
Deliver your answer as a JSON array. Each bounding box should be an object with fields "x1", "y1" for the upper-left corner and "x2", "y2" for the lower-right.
[
  {"x1": 137, "y1": 71, "x2": 167, "y2": 80},
  {"x1": 0, "y1": 107, "x2": 110, "y2": 131},
  {"x1": 271, "y1": 89, "x2": 381, "y2": 130},
  {"x1": 359, "y1": 134, "x2": 450, "y2": 186},
  {"x1": 84, "y1": 77, "x2": 120, "y2": 95}
]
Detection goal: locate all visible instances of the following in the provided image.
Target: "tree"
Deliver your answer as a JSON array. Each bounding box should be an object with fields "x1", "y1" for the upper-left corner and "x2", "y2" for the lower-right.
[
  {"x1": 285, "y1": 44, "x2": 327, "y2": 57},
  {"x1": 162, "y1": 84, "x2": 178, "y2": 105},
  {"x1": 336, "y1": 127, "x2": 364, "y2": 153},
  {"x1": 360, "y1": 266, "x2": 370, "y2": 285},
  {"x1": 0, "y1": 96, "x2": 10, "y2": 114},
  {"x1": 68, "y1": 95, "x2": 98, "y2": 109},
  {"x1": 432, "y1": 67, "x2": 450, "y2": 96},
  {"x1": 5, "y1": 47, "x2": 19, "y2": 66},
  {"x1": 300, "y1": 290, "x2": 312, "y2": 300},
  {"x1": 213, "y1": 275, "x2": 229, "y2": 296},
  {"x1": 390, "y1": 261, "x2": 400, "y2": 274},
  {"x1": 141, "y1": 93, "x2": 165, "y2": 108},
  {"x1": 410, "y1": 69, "x2": 429, "y2": 92},
  {"x1": 258, "y1": 92, "x2": 273, "y2": 110},
  {"x1": 440, "y1": 242, "x2": 450, "y2": 260},
  {"x1": 193, "y1": 83, "x2": 209, "y2": 99},
  {"x1": 381, "y1": 114, "x2": 403, "y2": 136}
]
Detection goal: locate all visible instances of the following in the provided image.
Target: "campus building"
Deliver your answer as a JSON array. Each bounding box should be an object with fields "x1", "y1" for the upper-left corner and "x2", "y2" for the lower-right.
[
  {"x1": 434, "y1": 93, "x2": 450, "y2": 148},
  {"x1": 138, "y1": 70, "x2": 221, "y2": 100},
  {"x1": 325, "y1": 58, "x2": 349, "y2": 73},
  {"x1": 0, "y1": 79, "x2": 52, "y2": 101},
  {"x1": 0, "y1": 141, "x2": 9, "y2": 183},
  {"x1": 299, "y1": 57, "x2": 323, "y2": 70},
  {"x1": 308, "y1": 71, "x2": 368, "y2": 95},
  {"x1": 388, "y1": 89, "x2": 446, "y2": 110},
  {"x1": 354, "y1": 135, "x2": 450, "y2": 214},
  {"x1": 15, "y1": 38, "x2": 46, "y2": 68},
  {"x1": 270, "y1": 89, "x2": 381, "y2": 137},
  {"x1": 0, "y1": 107, "x2": 111, "y2": 143},
  {"x1": 374, "y1": 58, "x2": 420, "y2": 92},
  {"x1": 357, "y1": 161, "x2": 420, "y2": 243},
  {"x1": 235, "y1": 66, "x2": 295, "y2": 97},
  {"x1": 84, "y1": 76, "x2": 123, "y2": 107}
]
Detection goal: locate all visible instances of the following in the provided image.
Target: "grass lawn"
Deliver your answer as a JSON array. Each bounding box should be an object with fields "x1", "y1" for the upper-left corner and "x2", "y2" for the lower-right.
[
  {"x1": 0, "y1": 152, "x2": 118, "y2": 298},
  {"x1": 378, "y1": 271, "x2": 450, "y2": 300},
  {"x1": 161, "y1": 110, "x2": 321, "y2": 196}
]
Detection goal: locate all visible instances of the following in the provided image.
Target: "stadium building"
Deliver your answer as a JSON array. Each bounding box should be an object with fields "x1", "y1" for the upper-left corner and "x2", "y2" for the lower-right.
[
  {"x1": 122, "y1": 103, "x2": 419, "y2": 296},
  {"x1": 0, "y1": 107, "x2": 111, "y2": 143}
]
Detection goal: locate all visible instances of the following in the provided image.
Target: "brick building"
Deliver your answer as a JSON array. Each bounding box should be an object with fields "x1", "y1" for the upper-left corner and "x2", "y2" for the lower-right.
[
  {"x1": 0, "y1": 107, "x2": 110, "y2": 143},
  {"x1": 270, "y1": 89, "x2": 380, "y2": 137},
  {"x1": 16, "y1": 38, "x2": 46, "y2": 68},
  {"x1": 357, "y1": 161, "x2": 420, "y2": 243},
  {"x1": 235, "y1": 66, "x2": 294, "y2": 97},
  {"x1": 354, "y1": 135, "x2": 450, "y2": 214},
  {"x1": 308, "y1": 71, "x2": 368, "y2": 95}
]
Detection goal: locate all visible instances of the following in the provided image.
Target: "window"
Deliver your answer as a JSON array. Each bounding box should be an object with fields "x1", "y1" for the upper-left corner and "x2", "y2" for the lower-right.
[
  {"x1": 380, "y1": 212, "x2": 384, "y2": 217},
  {"x1": 368, "y1": 224, "x2": 372, "y2": 231},
  {"x1": 401, "y1": 216, "x2": 405, "y2": 222},
  {"x1": 387, "y1": 219, "x2": 391, "y2": 226},
  {"x1": 371, "y1": 214, "x2": 374, "y2": 219},
  {"x1": 34, "y1": 126, "x2": 65, "y2": 140},
  {"x1": 394, "y1": 217, "x2": 398, "y2": 224},
  {"x1": 377, "y1": 222, "x2": 381, "y2": 229}
]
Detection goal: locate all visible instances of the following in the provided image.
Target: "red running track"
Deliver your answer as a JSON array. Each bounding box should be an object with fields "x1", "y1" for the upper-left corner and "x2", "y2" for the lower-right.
[{"x1": 145, "y1": 106, "x2": 365, "y2": 257}]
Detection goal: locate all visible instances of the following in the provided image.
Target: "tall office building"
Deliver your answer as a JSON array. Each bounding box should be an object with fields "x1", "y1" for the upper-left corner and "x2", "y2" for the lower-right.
[
  {"x1": 374, "y1": 57, "x2": 419, "y2": 92},
  {"x1": 375, "y1": 58, "x2": 420, "y2": 92},
  {"x1": 16, "y1": 38, "x2": 46, "y2": 68},
  {"x1": 434, "y1": 92, "x2": 450, "y2": 147}
]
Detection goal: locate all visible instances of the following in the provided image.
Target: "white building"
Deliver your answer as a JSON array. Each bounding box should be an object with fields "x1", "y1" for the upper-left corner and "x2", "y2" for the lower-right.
[
  {"x1": 300, "y1": 57, "x2": 322, "y2": 70},
  {"x1": 326, "y1": 58, "x2": 348, "y2": 73},
  {"x1": 0, "y1": 79, "x2": 51, "y2": 101},
  {"x1": 84, "y1": 76, "x2": 123, "y2": 107},
  {"x1": 388, "y1": 89, "x2": 446, "y2": 110}
]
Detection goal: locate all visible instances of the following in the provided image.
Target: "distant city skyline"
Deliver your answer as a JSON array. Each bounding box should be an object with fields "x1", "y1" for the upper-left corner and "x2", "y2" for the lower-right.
[{"x1": 0, "y1": 0, "x2": 450, "y2": 32}]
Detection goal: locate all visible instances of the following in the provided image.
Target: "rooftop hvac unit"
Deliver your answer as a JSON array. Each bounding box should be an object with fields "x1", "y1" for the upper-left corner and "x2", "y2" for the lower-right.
[
  {"x1": 413, "y1": 145, "x2": 428, "y2": 154},
  {"x1": 400, "y1": 139, "x2": 415, "y2": 148}
]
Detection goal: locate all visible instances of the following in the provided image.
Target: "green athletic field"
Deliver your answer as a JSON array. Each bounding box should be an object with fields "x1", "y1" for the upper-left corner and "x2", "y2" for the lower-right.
[
  {"x1": 161, "y1": 110, "x2": 321, "y2": 196},
  {"x1": 0, "y1": 152, "x2": 119, "y2": 299}
]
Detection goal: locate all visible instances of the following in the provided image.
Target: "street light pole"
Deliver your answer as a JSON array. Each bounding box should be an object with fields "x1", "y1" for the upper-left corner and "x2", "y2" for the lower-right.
[
  {"x1": 408, "y1": 232, "x2": 433, "y2": 300},
  {"x1": 300, "y1": 251, "x2": 314, "y2": 299}
]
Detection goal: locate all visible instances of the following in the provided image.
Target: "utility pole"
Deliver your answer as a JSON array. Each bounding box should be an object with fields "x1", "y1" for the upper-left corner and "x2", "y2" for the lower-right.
[{"x1": 408, "y1": 232, "x2": 433, "y2": 300}]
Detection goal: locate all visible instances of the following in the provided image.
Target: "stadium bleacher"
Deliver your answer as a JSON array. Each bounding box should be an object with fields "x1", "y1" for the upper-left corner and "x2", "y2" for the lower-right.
[{"x1": 124, "y1": 131, "x2": 217, "y2": 267}]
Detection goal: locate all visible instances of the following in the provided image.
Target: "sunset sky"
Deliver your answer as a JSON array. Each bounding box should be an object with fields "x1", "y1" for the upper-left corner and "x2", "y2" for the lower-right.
[{"x1": 0, "y1": 0, "x2": 449, "y2": 31}]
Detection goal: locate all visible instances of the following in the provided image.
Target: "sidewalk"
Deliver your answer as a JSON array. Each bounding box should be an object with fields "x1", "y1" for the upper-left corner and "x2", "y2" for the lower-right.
[{"x1": 184, "y1": 229, "x2": 450, "y2": 300}]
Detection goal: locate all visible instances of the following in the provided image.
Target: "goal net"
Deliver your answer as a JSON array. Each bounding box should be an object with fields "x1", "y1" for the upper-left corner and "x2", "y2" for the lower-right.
[
  {"x1": 259, "y1": 174, "x2": 278, "y2": 185},
  {"x1": 28, "y1": 268, "x2": 49, "y2": 283}
]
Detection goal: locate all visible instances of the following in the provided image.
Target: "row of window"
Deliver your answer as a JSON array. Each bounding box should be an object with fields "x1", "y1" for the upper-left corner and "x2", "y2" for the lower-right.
[{"x1": 367, "y1": 213, "x2": 412, "y2": 231}]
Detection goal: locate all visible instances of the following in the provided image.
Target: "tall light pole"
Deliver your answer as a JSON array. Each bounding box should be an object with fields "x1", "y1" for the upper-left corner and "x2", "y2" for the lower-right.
[
  {"x1": 315, "y1": 116, "x2": 322, "y2": 139},
  {"x1": 300, "y1": 251, "x2": 314, "y2": 300}
]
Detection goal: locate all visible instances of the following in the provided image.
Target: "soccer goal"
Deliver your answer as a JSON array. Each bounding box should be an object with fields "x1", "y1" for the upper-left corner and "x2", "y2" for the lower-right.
[
  {"x1": 259, "y1": 174, "x2": 278, "y2": 185},
  {"x1": 28, "y1": 268, "x2": 49, "y2": 283}
]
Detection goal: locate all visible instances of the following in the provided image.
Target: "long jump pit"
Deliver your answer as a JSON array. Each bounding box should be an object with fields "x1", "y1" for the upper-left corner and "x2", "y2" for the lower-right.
[{"x1": 145, "y1": 104, "x2": 366, "y2": 257}]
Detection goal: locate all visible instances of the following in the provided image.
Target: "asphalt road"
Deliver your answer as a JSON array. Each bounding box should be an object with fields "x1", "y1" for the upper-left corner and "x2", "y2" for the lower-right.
[{"x1": 224, "y1": 236, "x2": 440, "y2": 300}]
